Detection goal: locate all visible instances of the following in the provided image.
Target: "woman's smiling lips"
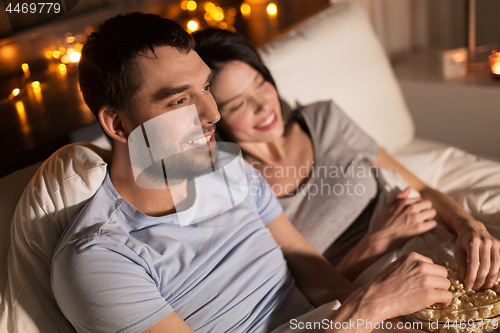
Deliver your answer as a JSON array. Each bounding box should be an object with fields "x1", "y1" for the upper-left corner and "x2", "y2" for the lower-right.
[{"x1": 255, "y1": 111, "x2": 278, "y2": 131}]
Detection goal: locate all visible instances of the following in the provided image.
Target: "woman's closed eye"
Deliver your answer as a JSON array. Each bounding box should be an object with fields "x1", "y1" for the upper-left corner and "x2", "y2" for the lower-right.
[
  {"x1": 258, "y1": 77, "x2": 266, "y2": 87},
  {"x1": 230, "y1": 101, "x2": 244, "y2": 112}
]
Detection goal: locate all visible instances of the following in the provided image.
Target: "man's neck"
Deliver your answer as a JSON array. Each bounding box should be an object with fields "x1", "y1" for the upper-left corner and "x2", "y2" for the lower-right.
[{"x1": 108, "y1": 144, "x2": 187, "y2": 217}]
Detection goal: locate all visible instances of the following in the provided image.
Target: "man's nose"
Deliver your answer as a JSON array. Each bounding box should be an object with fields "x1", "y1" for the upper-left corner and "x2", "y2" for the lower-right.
[{"x1": 197, "y1": 93, "x2": 220, "y2": 126}]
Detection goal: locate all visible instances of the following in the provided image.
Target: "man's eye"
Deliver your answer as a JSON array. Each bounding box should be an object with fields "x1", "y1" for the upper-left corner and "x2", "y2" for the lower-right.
[
  {"x1": 203, "y1": 84, "x2": 210, "y2": 92},
  {"x1": 172, "y1": 98, "x2": 186, "y2": 105}
]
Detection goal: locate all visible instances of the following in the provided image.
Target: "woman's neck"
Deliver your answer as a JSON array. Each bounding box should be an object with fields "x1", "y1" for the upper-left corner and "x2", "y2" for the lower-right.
[
  {"x1": 236, "y1": 119, "x2": 299, "y2": 166},
  {"x1": 238, "y1": 139, "x2": 286, "y2": 165}
]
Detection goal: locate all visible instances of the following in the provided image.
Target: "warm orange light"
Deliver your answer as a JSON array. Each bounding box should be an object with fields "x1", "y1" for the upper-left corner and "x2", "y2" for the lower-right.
[
  {"x1": 204, "y1": 2, "x2": 215, "y2": 12},
  {"x1": 12, "y1": 88, "x2": 20, "y2": 96},
  {"x1": 67, "y1": 36, "x2": 75, "y2": 43},
  {"x1": 21, "y1": 63, "x2": 29, "y2": 72},
  {"x1": 45, "y1": 50, "x2": 53, "y2": 59},
  {"x1": 187, "y1": 20, "x2": 199, "y2": 32},
  {"x1": 213, "y1": 8, "x2": 224, "y2": 21},
  {"x1": 490, "y1": 51, "x2": 500, "y2": 76},
  {"x1": 227, "y1": 7, "x2": 237, "y2": 16},
  {"x1": 15, "y1": 101, "x2": 26, "y2": 120},
  {"x1": 267, "y1": 3, "x2": 277, "y2": 16},
  {"x1": 70, "y1": 52, "x2": 81, "y2": 63},
  {"x1": 61, "y1": 55, "x2": 71, "y2": 64},
  {"x1": 59, "y1": 46, "x2": 66, "y2": 54},
  {"x1": 52, "y1": 50, "x2": 60, "y2": 59},
  {"x1": 240, "y1": 3, "x2": 251, "y2": 16},
  {"x1": 59, "y1": 64, "x2": 67, "y2": 74},
  {"x1": 492, "y1": 62, "x2": 500, "y2": 75},
  {"x1": 204, "y1": 12, "x2": 212, "y2": 20},
  {"x1": 452, "y1": 52, "x2": 466, "y2": 63},
  {"x1": 219, "y1": 22, "x2": 228, "y2": 29},
  {"x1": 187, "y1": 0, "x2": 197, "y2": 11},
  {"x1": 75, "y1": 43, "x2": 83, "y2": 52},
  {"x1": 85, "y1": 26, "x2": 95, "y2": 36},
  {"x1": 31, "y1": 81, "x2": 40, "y2": 89},
  {"x1": 181, "y1": 0, "x2": 188, "y2": 10},
  {"x1": 67, "y1": 48, "x2": 75, "y2": 55}
]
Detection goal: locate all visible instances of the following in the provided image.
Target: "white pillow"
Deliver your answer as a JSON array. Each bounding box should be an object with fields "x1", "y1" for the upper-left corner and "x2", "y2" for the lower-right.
[
  {"x1": 259, "y1": 2, "x2": 415, "y2": 153},
  {"x1": 1, "y1": 143, "x2": 108, "y2": 333}
]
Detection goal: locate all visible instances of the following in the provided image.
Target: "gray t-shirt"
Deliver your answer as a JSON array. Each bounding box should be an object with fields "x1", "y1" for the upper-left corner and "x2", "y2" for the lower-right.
[
  {"x1": 278, "y1": 101, "x2": 379, "y2": 255},
  {"x1": 51, "y1": 155, "x2": 313, "y2": 333}
]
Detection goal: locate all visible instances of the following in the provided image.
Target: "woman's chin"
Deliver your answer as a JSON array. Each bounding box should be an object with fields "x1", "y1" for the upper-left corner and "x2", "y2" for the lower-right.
[{"x1": 251, "y1": 123, "x2": 284, "y2": 142}]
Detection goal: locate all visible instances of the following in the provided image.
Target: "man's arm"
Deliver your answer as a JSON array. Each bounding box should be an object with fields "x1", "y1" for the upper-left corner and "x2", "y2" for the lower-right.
[
  {"x1": 267, "y1": 212, "x2": 355, "y2": 306},
  {"x1": 141, "y1": 312, "x2": 194, "y2": 333}
]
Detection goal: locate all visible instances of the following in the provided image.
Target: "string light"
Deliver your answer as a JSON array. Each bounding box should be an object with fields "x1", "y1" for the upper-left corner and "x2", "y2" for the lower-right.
[
  {"x1": 204, "y1": 2, "x2": 215, "y2": 12},
  {"x1": 186, "y1": 0, "x2": 197, "y2": 11},
  {"x1": 52, "y1": 50, "x2": 60, "y2": 59},
  {"x1": 12, "y1": 88, "x2": 20, "y2": 97},
  {"x1": 241, "y1": 3, "x2": 251, "y2": 16},
  {"x1": 31, "y1": 81, "x2": 40, "y2": 89},
  {"x1": 267, "y1": 3, "x2": 277, "y2": 16},
  {"x1": 69, "y1": 52, "x2": 81, "y2": 63},
  {"x1": 187, "y1": 19, "x2": 199, "y2": 32},
  {"x1": 213, "y1": 7, "x2": 224, "y2": 21},
  {"x1": 59, "y1": 64, "x2": 67, "y2": 74},
  {"x1": 61, "y1": 55, "x2": 70, "y2": 64}
]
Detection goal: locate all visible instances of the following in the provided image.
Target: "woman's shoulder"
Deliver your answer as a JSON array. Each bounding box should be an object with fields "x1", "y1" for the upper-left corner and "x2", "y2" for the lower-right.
[{"x1": 293, "y1": 100, "x2": 346, "y2": 133}]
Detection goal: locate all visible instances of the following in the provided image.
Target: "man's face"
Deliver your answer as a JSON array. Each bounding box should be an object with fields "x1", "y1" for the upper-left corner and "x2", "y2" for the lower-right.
[{"x1": 128, "y1": 46, "x2": 220, "y2": 182}]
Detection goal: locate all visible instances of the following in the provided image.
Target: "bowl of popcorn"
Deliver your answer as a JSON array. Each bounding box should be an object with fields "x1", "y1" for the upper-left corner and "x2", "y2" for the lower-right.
[{"x1": 406, "y1": 261, "x2": 500, "y2": 333}]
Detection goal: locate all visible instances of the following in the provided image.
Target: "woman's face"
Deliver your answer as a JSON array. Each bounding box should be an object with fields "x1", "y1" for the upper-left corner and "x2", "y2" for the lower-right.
[{"x1": 210, "y1": 60, "x2": 284, "y2": 143}]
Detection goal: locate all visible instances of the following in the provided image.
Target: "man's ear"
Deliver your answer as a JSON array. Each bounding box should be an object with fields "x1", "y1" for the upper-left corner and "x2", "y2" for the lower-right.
[{"x1": 98, "y1": 106, "x2": 129, "y2": 144}]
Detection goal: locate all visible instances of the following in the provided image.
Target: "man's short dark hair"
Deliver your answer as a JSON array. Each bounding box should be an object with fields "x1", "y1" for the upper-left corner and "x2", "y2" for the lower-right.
[{"x1": 79, "y1": 12, "x2": 195, "y2": 119}]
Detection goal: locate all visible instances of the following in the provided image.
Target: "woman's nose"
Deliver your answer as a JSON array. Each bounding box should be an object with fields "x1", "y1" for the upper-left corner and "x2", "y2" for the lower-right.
[{"x1": 254, "y1": 96, "x2": 272, "y2": 115}]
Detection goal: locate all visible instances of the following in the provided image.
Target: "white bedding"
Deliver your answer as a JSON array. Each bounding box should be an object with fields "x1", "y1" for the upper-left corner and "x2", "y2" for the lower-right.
[{"x1": 395, "y1": 138, "x2": 500, "y2": 226}]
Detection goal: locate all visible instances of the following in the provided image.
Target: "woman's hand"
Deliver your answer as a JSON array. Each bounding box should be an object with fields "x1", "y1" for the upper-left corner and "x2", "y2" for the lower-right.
[
  {"x1": 455, "y1": 220, "x2": 500, "y2": 290},
  {"x1": 370, "y1": 187, "x2": 438, "y2": 252}
]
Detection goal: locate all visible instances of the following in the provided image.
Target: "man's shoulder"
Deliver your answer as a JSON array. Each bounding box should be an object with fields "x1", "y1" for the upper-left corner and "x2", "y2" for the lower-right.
[{"x1": 53, "y1": 177, "x2": 122, "y2": 254}]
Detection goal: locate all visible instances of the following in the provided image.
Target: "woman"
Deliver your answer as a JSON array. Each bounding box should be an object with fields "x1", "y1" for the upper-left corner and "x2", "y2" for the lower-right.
[{"x1": 192, "y1": 28, "x2": 500, "y2": 288}]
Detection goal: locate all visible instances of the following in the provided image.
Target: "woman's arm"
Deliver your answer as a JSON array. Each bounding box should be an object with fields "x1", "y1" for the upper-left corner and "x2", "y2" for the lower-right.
[
  {"x1": 335, "y1": 188, "x2": 437, "y2": 281},
  {"x1": 375, "y1": 148, "x2": 500, "y2": 290},
  {"x1": 267, "y1": 212, "x2": 355, "y2": 306}
]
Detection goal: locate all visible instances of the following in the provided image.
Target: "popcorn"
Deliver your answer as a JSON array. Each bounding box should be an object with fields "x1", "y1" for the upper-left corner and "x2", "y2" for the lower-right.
[
  {"x1": 411, "y1": 261, "x2": 500, "y2": 333},
  {"x1": 430, "y1": 262, "x2": 500, "y2": 311}
]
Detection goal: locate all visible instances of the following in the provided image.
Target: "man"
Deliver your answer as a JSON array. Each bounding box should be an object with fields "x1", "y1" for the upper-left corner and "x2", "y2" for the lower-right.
[{"x1": 51, "y1": 13, "x2": 452, "y2": 332}]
